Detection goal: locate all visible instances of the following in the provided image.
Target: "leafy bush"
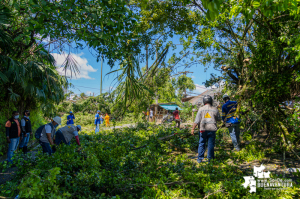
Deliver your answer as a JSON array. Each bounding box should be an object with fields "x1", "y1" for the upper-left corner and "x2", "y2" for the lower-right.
[{"x1": 0, "y1": 125, "x2": 298, "y2": 198}]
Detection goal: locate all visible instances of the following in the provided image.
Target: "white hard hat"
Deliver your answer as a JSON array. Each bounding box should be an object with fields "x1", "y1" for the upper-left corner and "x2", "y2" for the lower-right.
[
  {"x1": 223, "y1": 94, "x2": 230, "y2": 99},
  {"x1": 52, "y1": 116, "x2": 61, "y2": 125},
  {"x1": 76, "y1": 125, "x2": 81, "y2": 131}
]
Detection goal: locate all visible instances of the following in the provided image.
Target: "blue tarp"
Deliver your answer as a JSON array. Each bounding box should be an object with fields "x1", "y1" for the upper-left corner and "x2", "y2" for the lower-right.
[{"x1": 159, "y1": 104, "x2": 182, "y2": 111}]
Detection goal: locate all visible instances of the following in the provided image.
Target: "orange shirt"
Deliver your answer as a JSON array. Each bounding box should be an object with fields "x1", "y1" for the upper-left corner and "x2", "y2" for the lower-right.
[
  {"x1": 105, "y1": 115, "x2": 110, "y2": 121},
  {"x1": 5, "y1": 119, "x2": 21, "y2": 137}
]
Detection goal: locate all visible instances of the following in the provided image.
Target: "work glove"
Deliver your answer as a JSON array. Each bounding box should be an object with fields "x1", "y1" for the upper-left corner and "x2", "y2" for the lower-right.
[{"x1": 6, "y1": 137, "x2": 11, "y2": 143}]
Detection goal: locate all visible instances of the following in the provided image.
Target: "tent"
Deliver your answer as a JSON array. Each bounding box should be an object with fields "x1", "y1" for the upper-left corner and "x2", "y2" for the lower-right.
[{"x1": 159, "y1": 104, "x2": 182, "y2": 111}]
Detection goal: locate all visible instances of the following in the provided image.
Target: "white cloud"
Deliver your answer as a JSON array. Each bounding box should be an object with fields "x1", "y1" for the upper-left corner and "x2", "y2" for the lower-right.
[
  {"x1": 103, "y1": 86, "x2": 115, "y2": 92},
  {"x1": 194, "y1": 84, "x2": 208, "y2": 94},
  {"x1": 52, "y1": 52, "x2": 97, "y2": 79},
  {"x1": 86, "y1": 91, "x2": 94, "y2": 96},
  {"x1": 191, "y1": 76, "x2": 195, "y2": 79}
]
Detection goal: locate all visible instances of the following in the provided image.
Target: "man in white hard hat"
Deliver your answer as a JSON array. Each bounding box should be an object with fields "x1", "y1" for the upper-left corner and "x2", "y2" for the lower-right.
[
  {"x1": 38, "y1": 116, "x2": 61, "y2": 155},
  {"x1": 55, "y1": 124, "x2": 81, "y2": 146}
]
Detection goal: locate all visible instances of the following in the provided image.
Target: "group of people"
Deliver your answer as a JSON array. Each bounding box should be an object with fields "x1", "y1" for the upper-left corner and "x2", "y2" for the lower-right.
[
  {"x1": 191, "y1": 94, "x2": 241, "y2": 163},
  {"x1": 143, "y1": 108, "x2": 181, "y2": 128},
  {"x1": 5, "y1": 95, "x2": 239, "y2": 165},
  {"x1": 94, "y1": 110, "x2": 110, "y2": 133},
  {"x1": 5, "y1": 111, "x2": 82, "y2": 164}
]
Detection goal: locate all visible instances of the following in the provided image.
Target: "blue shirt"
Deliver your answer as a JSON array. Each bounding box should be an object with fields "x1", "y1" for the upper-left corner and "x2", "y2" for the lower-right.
[
  {"x1": 66, "y1": 114, "x2": 75, "y2": 125},
  {"x1": 95, "y1": 113, "x2": 100, "y2": 124},
  {"x1": 222, "y1": 100, "x2": 240, "y2": 124}
]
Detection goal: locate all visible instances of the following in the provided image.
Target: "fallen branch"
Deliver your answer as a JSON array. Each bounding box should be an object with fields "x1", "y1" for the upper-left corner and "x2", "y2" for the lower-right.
[
  {"x1": 168, "y1": 143, "x2": 190, "y2": 153},
  {"x1": 203, "y1": 187, "x2": 225, "y2": 199},
  {"x1": 124, "y1": 181, "x2": 195, "y2": 187},
  {"x1": 130, "y1": 145, "x2": 147, "y2": 151}
]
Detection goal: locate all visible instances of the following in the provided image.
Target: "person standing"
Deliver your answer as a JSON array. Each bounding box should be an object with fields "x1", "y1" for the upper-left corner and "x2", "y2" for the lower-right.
[
  {"x1": 149, "y1": 108, "x2": 153, "y2": 122},
  {"x1": 38, "y1": 116, "x2": 61, "y2": 155},
  {"x1": 222, "y1": 94, "x2": 241, "y2": 151},
  {"x1": 100, "y1": 114, "x2": 104, "y2": 125},
  {"x1": 147, "y1": 109, "x2": 150, "y2": 122},
  {"x1": 55, "y1": 124, "x2": 81, "y2": 146},
  {"x1": 19, "y1": 110, "x2": 32, "y2": 154},
  {"x1": 191, "y1": 95, "x2": 221, "y2": 163},
  {"x1": 104, "y1": 113, "x2": 110, "y2": 127},
  {"x1": 66, "y1": 111, "x2": 75, "y2": 125},
  {"x1": 95, "y1": 110, "x2": 101, "y2": 133},
  {"x1": 5, "y1": 111, "x2": 22, "y2": 164},
  {"x1": 173, "y1": 107, "x2": 180, "y2": 128}
]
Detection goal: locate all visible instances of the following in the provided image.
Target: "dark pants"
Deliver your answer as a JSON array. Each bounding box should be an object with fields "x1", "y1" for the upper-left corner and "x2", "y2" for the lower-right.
[
  {"x1": 55, "y1": 130, "x2": 70, "y2": 146},
  {"x1": 197, "y1": 131, "x2": 216, "y2": 163},
  {"x1": 39, "y1": 141, "x2": 53, "y2": 155},
  {"x1": 175, "y1": 119, "x2": 180, "y2": 128}
]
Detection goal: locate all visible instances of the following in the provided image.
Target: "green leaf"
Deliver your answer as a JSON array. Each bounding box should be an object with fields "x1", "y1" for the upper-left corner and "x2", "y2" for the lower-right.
[{"x1": 252, "y1": 1, "x2": 260, "y2": 8}]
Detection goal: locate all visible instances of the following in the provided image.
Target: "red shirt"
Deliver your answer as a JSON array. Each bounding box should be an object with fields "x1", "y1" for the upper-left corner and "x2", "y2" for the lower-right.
[{"x1": 173, "y1": 110, "x2": 180, "y2": 120}]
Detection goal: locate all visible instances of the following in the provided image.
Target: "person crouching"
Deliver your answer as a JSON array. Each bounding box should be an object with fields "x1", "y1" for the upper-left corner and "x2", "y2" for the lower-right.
[{"x1": 55, "y1": 124, "x2": 81, "y2": 146}]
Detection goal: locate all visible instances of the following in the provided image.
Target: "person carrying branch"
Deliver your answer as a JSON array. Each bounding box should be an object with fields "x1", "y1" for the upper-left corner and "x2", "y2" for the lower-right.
[{"x1": 191, "y1": 95, "x2": 221, "y2": 163}]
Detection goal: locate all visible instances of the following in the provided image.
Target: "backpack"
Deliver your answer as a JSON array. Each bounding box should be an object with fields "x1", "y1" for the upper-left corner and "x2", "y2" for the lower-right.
[{"x1": 35, "y1": 123, "x2": 53, "y2": 140}]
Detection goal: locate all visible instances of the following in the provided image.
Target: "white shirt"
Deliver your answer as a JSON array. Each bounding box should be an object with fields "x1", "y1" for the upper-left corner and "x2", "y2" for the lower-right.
[
  {"x1": 45, "y1": 124, "x2": 52, "y2": 134},
  {"x1": 150, "y1": 110, "x2": 153, "y2": 117}
]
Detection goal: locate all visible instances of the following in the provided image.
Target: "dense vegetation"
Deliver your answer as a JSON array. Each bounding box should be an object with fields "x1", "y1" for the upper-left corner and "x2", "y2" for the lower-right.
[
  {"x1": 1, "y1": 0, "x2": 300, "y2": 198},
  {"x1": 1, "y1": 124, "x2": 299, "y2": 198}
]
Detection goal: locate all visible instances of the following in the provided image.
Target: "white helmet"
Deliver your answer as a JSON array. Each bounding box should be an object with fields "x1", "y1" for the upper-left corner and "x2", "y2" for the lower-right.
[
  {"x1": 223, "y1": 94, "x2": 230, "y2": 100},
  {"x1": 76, "y1": 125, "x2": 81, "y2": 131},
  {"x1": 52, "y1": 116, "x2": 61, "y2": 125}
]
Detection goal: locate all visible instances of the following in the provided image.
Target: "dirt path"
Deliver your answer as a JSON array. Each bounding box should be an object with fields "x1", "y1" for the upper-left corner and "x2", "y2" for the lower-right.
[{"x1": 0, "y1": 143, "x2": 40, "y2": 185}]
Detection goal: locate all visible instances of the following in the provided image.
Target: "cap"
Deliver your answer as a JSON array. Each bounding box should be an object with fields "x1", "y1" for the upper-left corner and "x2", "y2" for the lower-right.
[
  {"x1": 97, "y1": 110, "x2": 100, "y2": 113},
  {"x1": 52, "y1": 116, "x2": 61, "y2": 125},
  {"x1": 70, "y1": 111, "x2": 73, "y2": 113},
  {"x1": 223, "y1": 94, "x2": 230, "y2": 99},
  {"x1": 76, "y1": 125, "x2": 81, "y2": 131}
]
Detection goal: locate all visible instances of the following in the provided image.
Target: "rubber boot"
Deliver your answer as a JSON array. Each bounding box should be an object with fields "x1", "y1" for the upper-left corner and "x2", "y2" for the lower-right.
[{"x1": 23, "y1": 146, "x2": 27, "y2": 154}]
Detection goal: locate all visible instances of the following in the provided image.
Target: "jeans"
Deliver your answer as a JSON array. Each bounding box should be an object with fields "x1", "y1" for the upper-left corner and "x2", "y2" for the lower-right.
[
  {"x1": 197, "y1": 131, "x2": 216, "y2": 163},
  {"x1": 100, "y1": 120, "x2": 103, "y2": 124},
  {"x1": 55, "y1": 130, "x2": 70, "y2": 146},
  {"x1": 19, "y1": 133, "x2": 30, "y2": 148},
  {"x1": 228, "y1": 123, "x2": 241, "y2": 150},
  {"x1": 7, "y1": 137, "x2": 20, "y2": 164},
  {"x1": 39, "y1": 141, "x2": 53, "y2": 155},
  {"x1": 95, "y1": 124, "x2": 100, "y2": 133}
]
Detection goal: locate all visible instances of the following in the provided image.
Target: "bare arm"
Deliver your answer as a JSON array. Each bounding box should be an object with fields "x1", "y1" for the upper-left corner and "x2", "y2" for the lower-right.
[{"x1": 46, "y1": 133, "x2": 54, "y2": 145}]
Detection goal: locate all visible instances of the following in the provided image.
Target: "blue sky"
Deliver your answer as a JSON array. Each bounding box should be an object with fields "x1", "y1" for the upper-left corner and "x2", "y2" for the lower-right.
[{"x1": 52, "y1": 36, "x2": 221, "y2": 97}]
